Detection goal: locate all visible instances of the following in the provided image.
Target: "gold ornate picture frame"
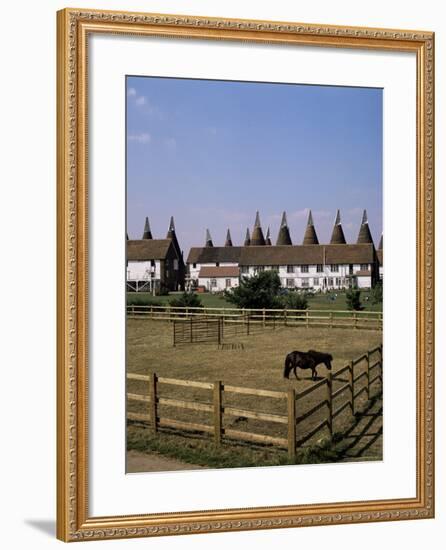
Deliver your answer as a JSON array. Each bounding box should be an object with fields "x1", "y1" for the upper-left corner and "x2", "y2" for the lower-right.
[{"x1": 57, "y1": 7, "x2": 434, "y2": 542}]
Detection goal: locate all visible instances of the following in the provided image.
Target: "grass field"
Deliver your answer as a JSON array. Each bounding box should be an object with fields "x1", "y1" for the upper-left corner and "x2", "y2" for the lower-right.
[
  {"x1": 127, "y1": 318, "x2": 382, "y2": 470},
  {"x1": 127, "y1": 289, "x2": 382, "y2": 312}
]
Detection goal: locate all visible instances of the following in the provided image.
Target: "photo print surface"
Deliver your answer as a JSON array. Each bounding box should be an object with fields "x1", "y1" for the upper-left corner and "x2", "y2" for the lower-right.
[{"x1": 125, "y1": 76, "x2": 383, "y2": 474}]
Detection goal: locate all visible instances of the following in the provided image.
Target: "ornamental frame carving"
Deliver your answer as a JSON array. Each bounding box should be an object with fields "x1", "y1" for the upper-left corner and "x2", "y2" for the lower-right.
[{"x1": 57, "y1": 8, "x2": 434, "y2": 542}]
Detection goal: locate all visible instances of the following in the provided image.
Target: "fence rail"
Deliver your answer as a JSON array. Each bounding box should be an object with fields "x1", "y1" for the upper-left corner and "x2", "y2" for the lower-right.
[{"x1": 127, "y1": 345, "x2": 382, "y2": 459}]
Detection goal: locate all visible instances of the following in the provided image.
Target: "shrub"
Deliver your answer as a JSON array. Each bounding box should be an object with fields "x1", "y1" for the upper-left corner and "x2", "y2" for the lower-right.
[
  {"x1": 345, "y1": 289, "x2": 363, "y2": 311},
  {"x1": 126, "y1": 294, "x2": 162, "y2": 307},
  {"x1": 169, "y1": 292, "x2": 203, "y2": 308},
  {"x1": 279, "y1": 291, "x2": 308, "y2": 310}
]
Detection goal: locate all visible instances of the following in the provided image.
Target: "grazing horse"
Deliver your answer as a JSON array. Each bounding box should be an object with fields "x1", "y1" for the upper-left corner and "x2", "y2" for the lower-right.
[{"x1": 283, "y1": 350, "x2": 333, "y2": 381}]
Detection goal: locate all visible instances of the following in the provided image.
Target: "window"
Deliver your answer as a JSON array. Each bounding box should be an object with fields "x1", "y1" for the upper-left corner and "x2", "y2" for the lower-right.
[
  {"x1": 301, "y1": 280, "x2": 309, "y2": 288},
  {"x1": 327, "y1": 277, "x2": 333, "y2": 287},
  {"x1": 313, "y1": 278, "x2": 319, "y2": 286},
  {"x1": 240, "y1": 266, "x2": 249, "y2": 274},
  {"x1": 192, "y1": 263, "x2": 196, "y2": 269},
  {"x1": 210, "y1": 278, "x2": 217, "y2": 288},
  {"x1": 173, "y1": 259, "x2": 179, "y2": 270},
  {"x1": 360, "y1": 264, "x2": 369, "y2": 271},
  {"x1": 330, "y1": 264, "x2": 339, "y2": 272},
  {"x1": 287, "y1": 265, "x2": 294, "y2": 273},
  {"x1": 255, "y1": 266, "x2": 265, "y2": 273},
  {"x1": 336, "y1": 277, "x2": 342, "y2": 286},
  {"x1": 317, "y1": 264, "x2": 323, "y2": 273},
  {"x1": 286, "y1": 278, "x2": 295, "y2": 288},
  {"x1": 225, "y1": 278, "x2": 232, "y2": 288},
  {"x1": 300, "y1": 265, "x2": 309, "y2": 273}
]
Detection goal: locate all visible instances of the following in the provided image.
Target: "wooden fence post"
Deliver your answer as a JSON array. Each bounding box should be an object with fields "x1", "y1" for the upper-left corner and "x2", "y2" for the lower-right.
[
  {"x1": 350, "y1": 360, "x2": 355, "y2": 415},
  {"x1": 149, "y1": 373, "x2": 158, "y2": 433},
  {"x1": 213, "y1": 381, "x2": 223, "y2": 447},
  {"x1": 287, "y1": 389, "x2": 296, "y2": 461},
  {"x1": 262, "y1": 308, "x2": 266, "y2": 328},
  {"x1": 284, "y1": 309, "x2": 287, "y2": 327},
  {"x1": 366, "y1": 351, "x2": 371, "y2": 399},
  {"x1": 326, "y1": 373, "x2": 333, "y2": 440}
]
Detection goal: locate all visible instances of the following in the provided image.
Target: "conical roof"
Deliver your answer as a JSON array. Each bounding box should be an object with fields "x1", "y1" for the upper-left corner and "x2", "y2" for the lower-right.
[
  {"x1": 244, "y1": 228, "x2": 251, "y2": 246},
  {"x1": 251, "y1": 211, "x2": 266, "y2": 246},
  {"x1": 166, "y1": 216, "x2": 182, "y2": 259},
  {"x1": 142, "y1": 217, "x2": 153, "y2": 239},
  {"x1": 302, "y1": 210, "x2": 319, "y2": 245},
  {"x1": 166, "y1": 216, "x2": 175, "y2": 237},
  {"x1": 265, "y1": 227, "x2": 272, "y2": 245},
  {"x1": 205, "y1": 228, "x2": 214, "y2": 248},
  {"x1": 225, "y1": 229, "x2": 233, "y2": 247},
  {"x1": 356, "y1": 210, "x2": 374, "y2": 244},
  {"x1": 330, "y1": 209, "x2": 347, "y2": 244},
  {"x1": 378, "y1": 233, "x2": 383, "y2": 250},
  {"x1": 276, "y1": 211, "x2": 292, "y2": 245}
]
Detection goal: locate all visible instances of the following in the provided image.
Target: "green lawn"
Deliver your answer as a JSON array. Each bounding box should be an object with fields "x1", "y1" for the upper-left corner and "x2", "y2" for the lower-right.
[{"x1": 127, "y1": 289, "x2": 382, "y2": 312}]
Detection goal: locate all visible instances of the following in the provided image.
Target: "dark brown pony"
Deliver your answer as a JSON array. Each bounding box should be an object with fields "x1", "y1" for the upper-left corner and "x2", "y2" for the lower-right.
[{"x1": 283, "y1": 350, "x2": 333, "y2": 381}]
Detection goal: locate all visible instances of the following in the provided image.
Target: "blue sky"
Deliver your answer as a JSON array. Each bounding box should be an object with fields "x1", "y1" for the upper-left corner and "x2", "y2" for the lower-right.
[{"x1": 126, "y1": 76, "x2": 382, "y2": 254}]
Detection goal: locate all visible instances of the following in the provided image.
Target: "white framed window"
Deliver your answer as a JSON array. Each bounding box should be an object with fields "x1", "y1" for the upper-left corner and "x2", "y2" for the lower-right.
[
  {"x1": 287, "y1": 265, "x2": 294, "y2": 273},
  {"x1": 210, "y1": 278, "x2": 217, "y2": 288},
  {"x1": 286, "y1": 278, "x2": 295, "y2": 288},
  {"x1": 327, "y1": 277, "x2": 333, "y2": 286},
  {"x1": 302, "y1": 280, "x2": 309, "y2": 288},
  {"x1": 360, "y1": 264, "x2": 369, "y2": 271},
  {"x1": 225, "y1": 278, "x2": 231, "y2": 288},
  {"x1": 330, "y1": 264, "x2": 339, "y2": 272},
  {"x1": 316, "y1": 264, "x2": 323, "y2": 273},
  {"x1": 300, "y1": 265, "x2": 309, "y2": 273}
]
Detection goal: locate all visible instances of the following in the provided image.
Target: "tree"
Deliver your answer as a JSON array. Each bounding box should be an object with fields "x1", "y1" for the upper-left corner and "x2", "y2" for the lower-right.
[
  {"x1": 345, "y1": 288, "x2": 363, "y2": 311},
  {"x1": 169, "y1": 292, "x2": 202, "y2": 308},
  {"x1": 225, "y1": 271, "x2": 282, "y2": 309},
  {"x1": 369, "y1": 280, "x2": 383, "y2": 305}
]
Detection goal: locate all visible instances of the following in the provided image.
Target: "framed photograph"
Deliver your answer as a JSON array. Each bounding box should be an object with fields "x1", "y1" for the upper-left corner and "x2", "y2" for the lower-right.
[{"x1": 57, "y1": 7, "x2": 434, "y2": 542}]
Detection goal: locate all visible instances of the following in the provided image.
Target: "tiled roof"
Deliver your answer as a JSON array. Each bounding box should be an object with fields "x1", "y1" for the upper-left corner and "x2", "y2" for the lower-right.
[
  {"x1": 187, "y1": 244, "x2": 376, "y2": 266},
  {"x1": 127, "y1": 239, "x2": 175, "y2": 261},
  {"x1": 198, "y1": 266, "x2": 240, "y2": 278}
]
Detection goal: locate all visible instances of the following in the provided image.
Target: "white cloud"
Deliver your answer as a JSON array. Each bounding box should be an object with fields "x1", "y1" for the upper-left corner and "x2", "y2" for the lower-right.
[
  {"x1": 127, "y1": 87, "x2": 137, "y2": 97},
  {"x1": 135, "y1": 95, "x2": 146, "y2": 106},
  {"x1": 128, "y1": 132, "x2": 151, "y2": 144}
]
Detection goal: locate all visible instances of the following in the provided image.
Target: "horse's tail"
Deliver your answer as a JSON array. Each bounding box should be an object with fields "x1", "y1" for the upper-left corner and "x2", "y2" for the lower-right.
[{"x1": 283, "y1": 354, "x2": 292, "y2": 378}]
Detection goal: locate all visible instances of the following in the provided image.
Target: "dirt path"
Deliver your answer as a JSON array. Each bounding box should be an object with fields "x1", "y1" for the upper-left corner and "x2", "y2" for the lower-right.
[{"x1": 127, "y1": 450, "x2": 206, "y2": 473}]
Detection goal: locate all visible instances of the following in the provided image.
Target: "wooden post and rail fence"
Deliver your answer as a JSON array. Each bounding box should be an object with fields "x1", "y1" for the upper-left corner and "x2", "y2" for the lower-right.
[
  {"x1": 127, "y1": 345, "x2": 383, "y2": 460},
  {"x1": 127, "y1": 304, "x2": 382, "y2": 332}
]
